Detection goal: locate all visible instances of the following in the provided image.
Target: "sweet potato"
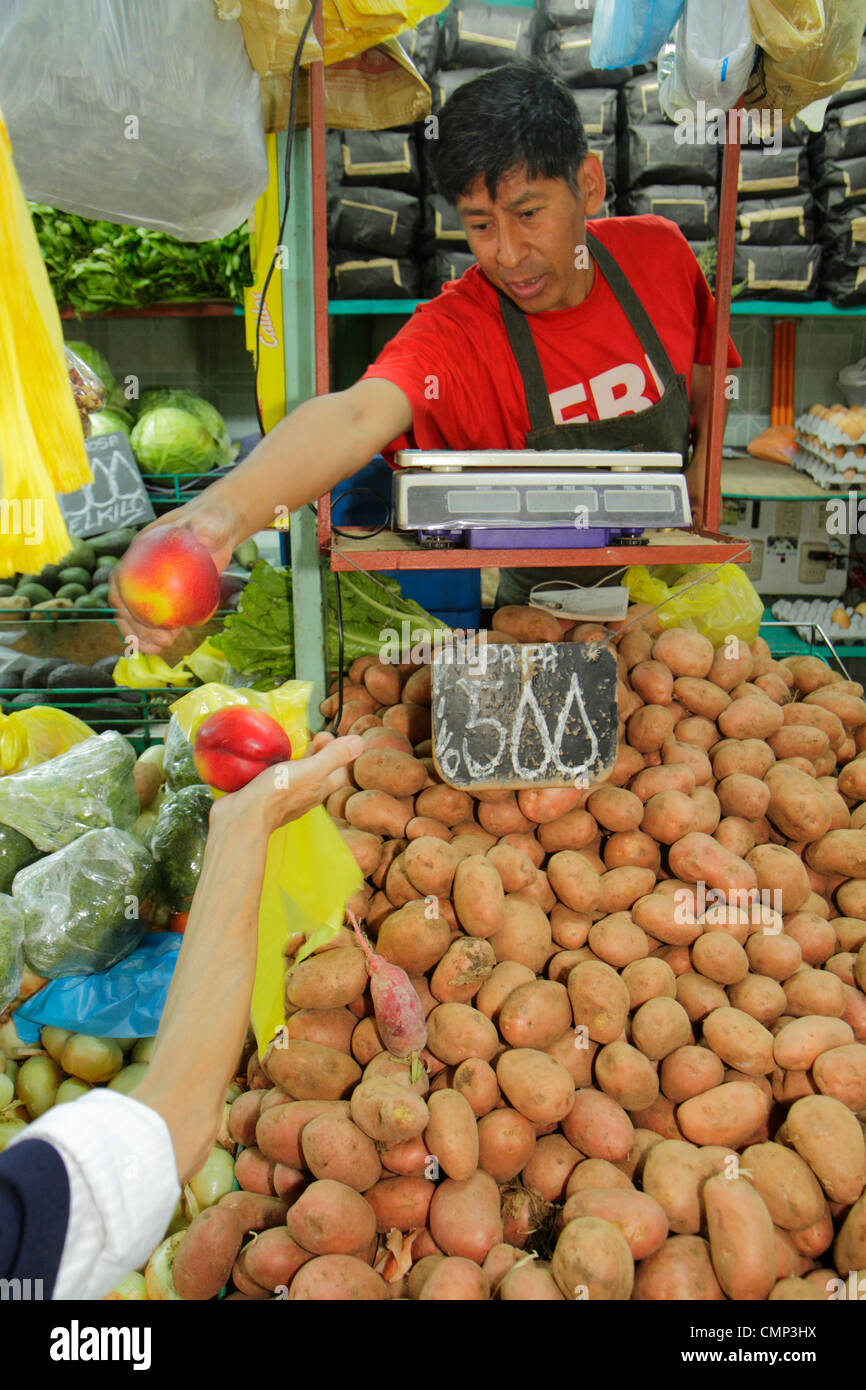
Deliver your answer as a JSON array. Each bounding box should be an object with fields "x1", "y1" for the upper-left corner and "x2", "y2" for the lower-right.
[
  {"x1": 552, "y1": 1216, "x2": 634, "y2": 1300},
  {"x1": 676, "y1": 1081, "x2": 772, "y2": 1147},
  {"x1": 704, "y1": 1173, "x2": 776, "y2": 1301}
]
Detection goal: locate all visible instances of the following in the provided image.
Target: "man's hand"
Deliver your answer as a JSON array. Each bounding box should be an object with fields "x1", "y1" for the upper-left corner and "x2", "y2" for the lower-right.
[
  {"x1": 109, "y1": 495, "x2": 240, "y2": 654},
  {"x1": 209, "y1": 731, "x2": 363, "y2": 838}
]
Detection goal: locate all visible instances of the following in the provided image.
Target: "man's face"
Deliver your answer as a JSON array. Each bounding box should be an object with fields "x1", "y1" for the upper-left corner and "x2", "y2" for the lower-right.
[{"x1": 456, "y1": 157, "x2": 606, "y2": 313}]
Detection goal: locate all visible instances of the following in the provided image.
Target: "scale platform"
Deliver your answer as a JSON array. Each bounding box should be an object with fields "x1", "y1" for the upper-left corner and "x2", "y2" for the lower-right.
[
  {"x1": 394, "y1": 449, "x2": 684, "y2": 472},
  {"x1": 393, "y1": 466, "x2": 692, "y2": 549}
]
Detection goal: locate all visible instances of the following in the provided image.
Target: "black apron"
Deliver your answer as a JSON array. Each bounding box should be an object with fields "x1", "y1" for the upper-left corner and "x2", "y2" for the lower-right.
[{"x1": 494, "y1": 230, "x2": 693, "y2": 607}]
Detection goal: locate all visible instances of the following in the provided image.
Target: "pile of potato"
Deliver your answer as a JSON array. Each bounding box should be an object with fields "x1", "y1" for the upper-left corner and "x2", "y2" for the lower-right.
[{"x1": 170, "y1": 603, "x2": 866, "y2": 1301}]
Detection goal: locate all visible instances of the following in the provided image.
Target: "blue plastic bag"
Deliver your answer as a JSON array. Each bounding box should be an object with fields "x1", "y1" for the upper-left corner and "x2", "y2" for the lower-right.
[
  {"x1": 590, "y1": 0, "x2": 683, "y2": 67},
  {"x1": 13, "y1": 933, "x2": 180, "y2": 1044}
]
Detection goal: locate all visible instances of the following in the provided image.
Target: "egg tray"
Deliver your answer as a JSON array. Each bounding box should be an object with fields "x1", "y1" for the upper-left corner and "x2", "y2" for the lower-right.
[
  {"x1": 795, "y1": 407, "x2": 866, "y2": 450},
  {"x1": 789, "y1": 448, "x2": 866, "y2": 489},
  {"x1": 770, "y1": 597, "x2": 866, "y2": 648}
]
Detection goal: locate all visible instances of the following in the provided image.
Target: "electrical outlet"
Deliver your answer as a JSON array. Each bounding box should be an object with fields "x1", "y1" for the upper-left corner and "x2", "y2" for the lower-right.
[
  {"x1": 741, "y1": 539, "x2": 764, "y2": 581},
  {"x1": 775, "y1": 500, "x2": 801, "y2": 536},
  {"x1": 799, "y1": 547, "x2": 828, "y2": 586}
]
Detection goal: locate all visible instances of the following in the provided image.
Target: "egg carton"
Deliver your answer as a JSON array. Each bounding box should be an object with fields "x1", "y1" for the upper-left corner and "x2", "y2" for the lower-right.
[
  {"x1": 771, "y1": 596, "x2": 866, "y2": 645},
  {"x1": 796, "y1": 406, "x2": 866, "y2": 450},
  {"x1": 794, "y1": 430, "x2": 866, "y2": 475},
  {"x1": 790, "y1": 448, "x2": 866, "y2": 489}
]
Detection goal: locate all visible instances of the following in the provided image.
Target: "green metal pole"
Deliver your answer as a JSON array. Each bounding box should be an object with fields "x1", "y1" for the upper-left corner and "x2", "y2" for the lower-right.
[{"x1": 276, "y1": 126, "x2": 328, "y2": 730}]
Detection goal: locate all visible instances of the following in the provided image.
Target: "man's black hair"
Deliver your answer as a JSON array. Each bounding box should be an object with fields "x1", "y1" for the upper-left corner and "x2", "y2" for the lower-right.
[{"x1": 428, "y1": 63, "x2": 589, "y2": 206}]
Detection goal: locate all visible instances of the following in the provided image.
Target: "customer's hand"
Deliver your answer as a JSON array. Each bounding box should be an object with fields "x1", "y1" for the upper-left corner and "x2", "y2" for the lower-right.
[
  {"x1": 209, "y1": 731, "x2": 363, "y2": 838},
  {"x1": 109, "y1": 495, "x2": 240, "y2": 654}
]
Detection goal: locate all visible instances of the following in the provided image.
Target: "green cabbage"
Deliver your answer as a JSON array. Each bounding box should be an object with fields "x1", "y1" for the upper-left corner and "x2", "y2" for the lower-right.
[
  {"x1": 130, "y1": 406, "x2": 224, "y2": 476},
  {"x1": 88, "y1": 407, "x2": 134, "y2": 439},
  {"x1": 133, "y1": 389, "x2": 234, "y2": 460}
]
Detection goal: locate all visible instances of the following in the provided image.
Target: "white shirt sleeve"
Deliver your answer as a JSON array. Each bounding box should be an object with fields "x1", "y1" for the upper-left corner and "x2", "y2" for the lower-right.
[{"x1": 8, "y1": 1088, "x2": 180, "y2": 1300}]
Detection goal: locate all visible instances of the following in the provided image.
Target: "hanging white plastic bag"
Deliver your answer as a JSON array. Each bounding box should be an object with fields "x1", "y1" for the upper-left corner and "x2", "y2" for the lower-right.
[
  {"x1": 0, "y1": 0, "x2": 268, "y2": 242},
  {"x1": 680, "y1": 0, "x2": 756, "y2": 111},
  {"x1": 590, "y1": 0, "x2": 684, "y2": 70},
  {"x1": 657, "y1": 24, "x2": 695, "y2": 122}
]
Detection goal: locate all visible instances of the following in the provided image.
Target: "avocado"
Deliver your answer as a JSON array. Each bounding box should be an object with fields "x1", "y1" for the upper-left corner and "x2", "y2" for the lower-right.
[
  {"x1": 84, "y1": 700, "x2": 142, "y2": 733},
  {"x1": 16, "y1": 582, "x2": 53, "y2": 605},
  {"x1": 24, "y1": 658, "x2": 65, "y2": 688},
  {"x1": 57, "y1": 567, "x2": 93, "y2": 588},
  {"x1": 0, "y1": 655, "x2": 41, "y2": 692},
  {"x1": 0, "y1": 585, "x2": 15, "y2": 599},
  {"x1": 60, "y1": 541, "x2": 97, "y2": 572},
  {"x1": 89, "y1": 584, "x2": 111, "y2": 605},
  {"x1": 91, "y1": 654, "x2": 119, "y2": 677},
  {"x1": 2, "y1": 692, "x2": 46, "y2": 712},
  {"x1": 74, "y1": 592, "x2": 108, "y2": 609},
  {"x1": 91, "y1": 528, "x2": 136, "y2": 558},
  {"x1": 46, "y1": 663, "x2": 116, "y2": 694},
  {"x1": 36, "y1": 564, "x2": 62, "y2": 592},
  {"x1": 56, "y1": 583, "x2": 88, "y2": 601},
  {"x1": 92, "y1": 560, "x2": 119, "y2": 585},
  {"x1": 0, "y1": 823, "x2": 43, "y2": 894}
]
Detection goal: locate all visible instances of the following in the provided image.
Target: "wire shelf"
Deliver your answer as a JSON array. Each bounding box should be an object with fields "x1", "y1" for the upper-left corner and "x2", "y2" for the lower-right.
[{"x1": 759, "y1": 619, "x2": 853, "y2": 679}]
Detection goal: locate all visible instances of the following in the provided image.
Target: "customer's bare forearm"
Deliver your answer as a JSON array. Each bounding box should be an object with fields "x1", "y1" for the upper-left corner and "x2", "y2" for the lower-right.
[{"x1": 133, "y1": 819, "x2": 268, "y2": 1179}]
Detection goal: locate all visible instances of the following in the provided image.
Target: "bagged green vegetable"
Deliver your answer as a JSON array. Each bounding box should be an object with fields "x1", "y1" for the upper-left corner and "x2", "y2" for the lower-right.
[
  {"x1": 151, "y1": 785, "x2": 213, "y2": 912},
  {"x1": 0, "y1": 732, "x2": 139, "y2": 851},
  {"x1": 0, "y1": 824, "x2": 43, "y2": 894},
  {"x1": 0, "y1": 894, "x2": 25, "y2": 1012},
  {"x1": 624, "y1": 564, "x2": 763, "y2": 647},
  {"x1": 163, "y1": 717, "x2": 203, "y2": 791},
  {"x1": 13, "y1": 828, "x2": 154, "y2": 978}
]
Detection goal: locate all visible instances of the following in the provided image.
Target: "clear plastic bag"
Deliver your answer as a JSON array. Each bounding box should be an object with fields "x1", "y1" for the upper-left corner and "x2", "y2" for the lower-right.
[
  {"x1": 750, "y1": 0, "x2": 866, "y2": 125},
  {"x1": 0, "y1": 732, "x2": 139, "y2": 852},
  {"x1": 0, "y1": 894, "x2": 25, "y2": 1014},
  {"x1": 624, "y1": 563, "x2": 763, "y2": 646},
  {"x1": 590, "y1": 0, "x2": 684, "y2": 69},
  {"x1": 0, "y1": 0, "x2": 268, "y2": 242},
  {"x1": 681, "y1": 0, "x2": 756, "y2": 109},
  {"x1": 13, "y1": 828, "x2": 154, "y2": 979}
]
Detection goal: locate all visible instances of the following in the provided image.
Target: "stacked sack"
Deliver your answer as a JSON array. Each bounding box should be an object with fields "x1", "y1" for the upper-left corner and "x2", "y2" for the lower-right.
[
  {"x1": 163, "y1": 604, "x2": 866, "y2": 1301},
  {"x1": 813, "y1": 37, "x2": 866, "y2": 308},
  {"x1": 618, "y1": 69, "x2": 718, "y2": 261},
  {"x1": 327, "y1": 127, "x2": 425, "y2": 299},
  {"x1": 733, "y1": 114, "x2": 819, "y2": 302}
]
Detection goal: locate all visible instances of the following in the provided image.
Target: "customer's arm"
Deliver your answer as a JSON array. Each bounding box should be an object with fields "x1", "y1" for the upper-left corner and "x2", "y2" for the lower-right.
[
  {"x1": 3, "y1": 733, "x2": 362, "y2": 1299},
  {"x1": 684, "y1": 363, "x2": 712, "y2": 526},
  {"x1": 111, "y1": 378, "x2": 413, "y2": 651}
]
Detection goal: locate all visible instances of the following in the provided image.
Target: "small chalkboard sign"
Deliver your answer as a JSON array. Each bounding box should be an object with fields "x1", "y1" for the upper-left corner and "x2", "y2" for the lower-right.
[
  {"x1": 431, "y1": 641, "x2": 618, "y2": 790},
  {"x1": 59, "y1": 432, "x2": 156, "y2": 539}
]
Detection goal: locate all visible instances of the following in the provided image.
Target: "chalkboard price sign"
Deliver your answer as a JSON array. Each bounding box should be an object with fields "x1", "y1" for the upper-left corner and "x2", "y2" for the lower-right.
[
  {"x1": 431, "y1": 641, "x2": 618, "y2": 790},
  {"x1": 59, "y1": 432, "x2": 156, "y2": 539}
]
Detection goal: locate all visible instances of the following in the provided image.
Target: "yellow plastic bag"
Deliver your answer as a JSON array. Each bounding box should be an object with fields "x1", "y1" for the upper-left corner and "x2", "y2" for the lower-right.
[
  {"x1": 170, "y1": 681, "x2": 361, "y2": 1053},
  {"x1": 112, "y1": 653, "x2": 195, "y2": 689},
  {"x1": 624, "y1": 564, "x2": 763, "y2": 647},
  {"x1": 0, "y1": 706, "x2": 93, "y2": 775},
  {"x1": 746, "y1": 0, "x2": 866, "y2": 123}
]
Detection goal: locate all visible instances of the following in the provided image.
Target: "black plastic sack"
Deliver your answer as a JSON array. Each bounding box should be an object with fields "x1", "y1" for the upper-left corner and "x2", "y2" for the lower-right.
[
  {"x1": 535, "y1": 23, "x2": 633, "y2": 88},
  {"x1": 421, "y1": 194, "x2": 470, "y2": 254},
  {"x1": 397, "y1": 15, "x2": 442, "y2": 80},
  {"x1": 818, "y1": 202, "x2": 866, "y2": 258},
  {"x1": 589, "y1": 132, "x2": 618, "y2": 188},
  {"x1": 736, "y1": 194, "x2": 815, "y2": 247},
  {"x1": 738, "y1": 146, "x2": 810, "y2": 198},
  {"x1": 813, "y1": 102, "x2": 866, "y2": 164},
  {"x1": 733, "y1": 242, "x2": 821, "y2": 300},
  {"x1": 622, "y1": 121, "x2": 718, "y2": 189},
  {"x1": 336, "y1": 130, "x2": 422, "y2": 193},
  {"x1": 814, "y1": 153, "x2": 866, "y2": 213},
  {"x1": 430, "y1": 67, "x2": 490, "y2": 111},
  {"x1": 828, "y1": 38, "x2": 866, "y2": 109},
  {"x1": 331, "y1": 253, "x2": 422, "y2": 299},
  {"x1": 822, "y1": 251, "x2": 866, "y2": 307},
  {"x1": 536, "y1": 0, "x2": 597, "y2": 30},
  {"x1": 422, "y1": 251, "x2": 476, "y2": 295},
  {"x1": 620, "y1": 71, "x2": 666, "y2": 127},
  {"x1": 441, "y1": 2, "x2": 535, "y2": 69},
  {"x1": 573, "y1": 87, "x2": 619, "y2": 139},
  {"x1": 328, "y1": 186, "x2": 422, "y2": 257},
  {"x1": 621, "y1": 184, "x2": 718, "y2": 240}
]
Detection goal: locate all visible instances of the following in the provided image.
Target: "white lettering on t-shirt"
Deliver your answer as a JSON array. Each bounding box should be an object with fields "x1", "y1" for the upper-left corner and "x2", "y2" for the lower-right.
[{"x1": 548, "y1": 353, "x2": 665, "y2": 424}]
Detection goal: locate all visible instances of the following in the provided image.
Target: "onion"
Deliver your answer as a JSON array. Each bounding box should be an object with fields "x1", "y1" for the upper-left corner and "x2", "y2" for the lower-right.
[
  {"x1": 107, "y1": 1062, "x2": 149, "y2": 1094},
  {"x1": 60, "y1": 1034, "x2": 124, "y2": 1084},
  {"x1": 4, "y1": 1060, "x2": 18, "y2": 1087},
  {"x1": 54, "y1": 1078, "x2": 92, "y2": 1105},
  {"x1": 132, "y1": 1037, "x2": 156, "y2": 1064},
  {"x1": 41, "y1": 1027, "x2": 74, "y2": 1065},
  {"x1": 115, "y1": 1037, "x2": 138, "y2": 1055},
  {"x1": 16, "y1": 1055, "x2": 63, "y2": 1117},
  {"x1": 137, "y1": 744, "x2": 166, "y2": 774},
  {"x1": 18, "y1": 969, "x2": 47, "y2": 1002},
  {"x1": 0, "y1": 1116, "x2": 27, "y2": 1150},
  {"x1": 165, "y1": 1197, "x2": 191, "y2": 1237},
  {"x1": 188, "y1": 1144, "x2": 236, "y2": 1209},
  {"x1": 0, "y1": 1017, "x2": 26, "y2": 1059},
  {"x1": 144, "y1": 1233, "x2": 183, "y2": 1300},
  {"x1": 0, "y1": 1073, "x2": 14, "y2": 1109},
  {"x1": 104, "y1": 1271, "x2": 148, "y2": 1301}
]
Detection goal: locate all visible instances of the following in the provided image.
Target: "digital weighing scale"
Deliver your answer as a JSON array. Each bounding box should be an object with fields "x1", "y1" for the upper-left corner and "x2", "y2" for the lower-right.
[{"x1": 392, "y1": 449, "x2": 691, "y2": 549}]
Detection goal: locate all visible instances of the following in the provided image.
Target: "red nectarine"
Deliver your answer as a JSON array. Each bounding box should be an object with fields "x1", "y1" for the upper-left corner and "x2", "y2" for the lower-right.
[
  {"x1": 115, "y1": 526, "x2": 220, "y2": 629},
  {"x1": 193, "y1": 707, "x2": 292, "y2": 792}
]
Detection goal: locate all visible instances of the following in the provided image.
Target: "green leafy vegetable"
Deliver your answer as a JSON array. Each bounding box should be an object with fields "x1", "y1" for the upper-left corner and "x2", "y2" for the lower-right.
[
  {"x1": 130, "y1": 405, "x2": 227, "y2": 476},
  {"x1": 214, "y1": 559, "x2": 449, "y2": 686},
  {"x1": 88, "y1": 408, "x2": 134, "y2": 439}
]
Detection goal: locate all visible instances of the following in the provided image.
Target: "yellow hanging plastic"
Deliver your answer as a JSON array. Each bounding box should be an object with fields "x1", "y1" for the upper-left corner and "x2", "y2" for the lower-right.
[
  {"x1": 0, "y1": 706, "x2": 93, "y2": 775},
  {"x1": 624, "y1": 564, "x2": 763, "y2": 648},
  {"x1": 112, "y1": 653, "x2": 196, "y2": 689},
  {"x1": 170, "y1": 681, "x2": 361, "y2": 1053},
  {"x1": 0, "y1": 107, "x2": 92, "y2": 577}
]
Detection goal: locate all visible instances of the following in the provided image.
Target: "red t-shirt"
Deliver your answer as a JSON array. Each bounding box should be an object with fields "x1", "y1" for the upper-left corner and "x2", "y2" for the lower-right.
[{"x1": 362, "y1": 215, "x2": 741, "y2": 457}]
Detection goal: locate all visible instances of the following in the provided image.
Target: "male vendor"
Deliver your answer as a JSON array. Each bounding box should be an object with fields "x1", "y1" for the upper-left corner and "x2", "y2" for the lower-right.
[{"x1": 113, "y1": 63, "x2": 740, "y2": 647}]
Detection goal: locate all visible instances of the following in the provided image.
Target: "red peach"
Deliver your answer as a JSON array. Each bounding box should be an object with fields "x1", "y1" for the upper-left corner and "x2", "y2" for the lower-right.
[
  {"x1": 115, "y1": 526, "x2": 220, "y2": 629},
  {"x1": 194, "y1": 707, "x2": 292, "y2": 792}
]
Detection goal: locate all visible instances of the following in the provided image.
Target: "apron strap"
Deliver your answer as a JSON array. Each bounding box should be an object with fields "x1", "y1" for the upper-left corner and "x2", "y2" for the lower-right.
[{"x1": 497, "y1": 230, "x2": 684, "y2": 434}]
